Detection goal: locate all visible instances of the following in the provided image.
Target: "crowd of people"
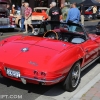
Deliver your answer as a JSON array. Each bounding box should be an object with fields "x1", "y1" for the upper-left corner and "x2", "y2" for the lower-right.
[{"x1": 5, "y1": 1, "x2": 98, "y2": 34}]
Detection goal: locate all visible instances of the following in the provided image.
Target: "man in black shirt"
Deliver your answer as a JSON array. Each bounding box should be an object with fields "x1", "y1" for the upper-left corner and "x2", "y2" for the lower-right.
[
  {"x1": 6, "y1": 4, "x2": 10, "y2": 17},
  {"x1": 49, "y1": 2, "x2": 62, "y2": 29},
  {"x1": 80, "y1": 4, "x2": 85, "y2": 25}
]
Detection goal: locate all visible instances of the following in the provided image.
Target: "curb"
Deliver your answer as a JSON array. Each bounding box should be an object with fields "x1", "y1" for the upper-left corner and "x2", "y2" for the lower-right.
[{"x1": 70, "y1": 73, "x2": 100, "y2": 100}]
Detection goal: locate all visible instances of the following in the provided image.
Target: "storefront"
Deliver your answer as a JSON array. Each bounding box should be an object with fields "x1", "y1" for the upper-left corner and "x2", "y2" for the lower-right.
[
  {"x1": 10, "y1": 0, "x2": 65, "y2": 10},
  {"x1": 26, "y1": 0, "x2": 64, "y2": 8}
]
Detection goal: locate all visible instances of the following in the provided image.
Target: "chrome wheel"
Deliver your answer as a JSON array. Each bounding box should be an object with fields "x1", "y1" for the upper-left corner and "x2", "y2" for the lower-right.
[
  {"x1": 72, "y1": 63, "x2": 81, "y2": 88},
  {"x1": 62, "y1": 61, "x2": 81, "y2": 92}
]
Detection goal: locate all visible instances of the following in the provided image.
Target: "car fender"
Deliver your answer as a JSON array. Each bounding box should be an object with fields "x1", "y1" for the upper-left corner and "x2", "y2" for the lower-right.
[{"x1": 46, "y1": 45, "x2": 85, "y2": 76}]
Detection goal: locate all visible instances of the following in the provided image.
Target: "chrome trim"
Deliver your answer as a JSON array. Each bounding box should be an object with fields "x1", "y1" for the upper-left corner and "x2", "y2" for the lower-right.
[
  {"x1": 81, "y1": 56, "x2": 100, "y2": 71},
  {"x1": 20, "y1": 76, "x2": 65, "y2": 83},
  {"x1": 21, "y1": 48, "x2": 29, "y2": 52}
]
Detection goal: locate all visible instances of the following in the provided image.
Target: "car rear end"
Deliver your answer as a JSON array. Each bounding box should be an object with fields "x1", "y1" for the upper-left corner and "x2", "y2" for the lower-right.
[
  {"x1": 0, "y1": 2, "x2": 16, "y2": 29},
  {"x1": 0, "y1": 16, "x2": 16, "y2": 29}
]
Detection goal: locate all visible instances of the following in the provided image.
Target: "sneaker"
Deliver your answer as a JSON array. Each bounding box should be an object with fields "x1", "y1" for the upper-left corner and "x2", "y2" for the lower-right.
[
  {"x1": 32, "y1": 30, "x2": 34, "y2": 33},
  {"x1": 23, "y1": 31, "x2": 28, "y2": 34}
]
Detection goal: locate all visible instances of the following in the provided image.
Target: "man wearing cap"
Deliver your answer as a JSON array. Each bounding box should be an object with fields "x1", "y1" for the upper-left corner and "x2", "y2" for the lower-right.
[
  {"x1": 48, "y1": 2, "x2": 62, "y2": 29},
  {"x1": 66, "y1": 2, "x2": 80, "y2": 32}
]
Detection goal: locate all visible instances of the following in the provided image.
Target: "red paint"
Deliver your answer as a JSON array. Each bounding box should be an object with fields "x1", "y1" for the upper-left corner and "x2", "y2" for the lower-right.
[{"x1": 0, "y1": 31, "x2": 100, "y2": 85}]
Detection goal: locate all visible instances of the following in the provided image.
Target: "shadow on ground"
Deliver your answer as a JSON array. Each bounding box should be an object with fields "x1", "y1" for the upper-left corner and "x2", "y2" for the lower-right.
[{"x1": 0, "y1": 28, "x2": 19, "y2": 33}]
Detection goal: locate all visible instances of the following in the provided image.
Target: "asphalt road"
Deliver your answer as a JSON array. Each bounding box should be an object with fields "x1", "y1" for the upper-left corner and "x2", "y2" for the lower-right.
[{"x1": 0, "y1": 20, "x2": 100, "y2": 100}]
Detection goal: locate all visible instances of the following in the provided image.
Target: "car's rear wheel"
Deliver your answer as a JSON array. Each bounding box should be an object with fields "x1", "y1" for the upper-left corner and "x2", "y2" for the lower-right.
[{"x1": 62, "y1": 61, "x2": 81, "y2": 92}]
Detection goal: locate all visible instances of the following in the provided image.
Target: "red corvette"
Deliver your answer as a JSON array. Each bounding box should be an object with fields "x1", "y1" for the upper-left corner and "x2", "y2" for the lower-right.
[{"x1": 0, "y1": 21, "x2": 100, "y2": 92}]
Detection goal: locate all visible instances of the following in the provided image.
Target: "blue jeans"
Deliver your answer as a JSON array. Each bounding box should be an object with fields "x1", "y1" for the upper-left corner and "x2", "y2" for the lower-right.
[
  {"x1": 20, "y1": 17, "x2": 25, "y2": 30},
  {"x1": 69, "y1": 25, "x2": 77, "y2": 32}
]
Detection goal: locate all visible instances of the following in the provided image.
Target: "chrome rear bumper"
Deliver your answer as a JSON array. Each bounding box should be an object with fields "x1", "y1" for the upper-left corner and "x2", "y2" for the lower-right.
[{"x1": 20, "y1": 76, "x2": 65, "y2": 85}]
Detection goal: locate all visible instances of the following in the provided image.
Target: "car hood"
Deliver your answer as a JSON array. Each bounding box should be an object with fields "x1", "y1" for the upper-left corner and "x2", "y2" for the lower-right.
[{"x1": 0, "y1": 36, "x2": 72, "y2": 70}]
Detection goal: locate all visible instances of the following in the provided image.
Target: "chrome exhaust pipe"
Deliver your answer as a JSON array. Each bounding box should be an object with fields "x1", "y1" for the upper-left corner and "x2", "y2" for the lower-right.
[
  {"x1": 20, "y1": 78, "x2": 26, "y2": 84},
  {"x1": 41, "y1": 82, "x2": 46, "y2": 85}
]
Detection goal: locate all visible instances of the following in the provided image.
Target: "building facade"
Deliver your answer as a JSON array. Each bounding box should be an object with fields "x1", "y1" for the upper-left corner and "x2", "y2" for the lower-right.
[
  {"x1": 10, "y1": 0, "x2": 83, "y2": 10},
  {"x1": 10, "y1": 0, "x2": 65, "y2": 10}
]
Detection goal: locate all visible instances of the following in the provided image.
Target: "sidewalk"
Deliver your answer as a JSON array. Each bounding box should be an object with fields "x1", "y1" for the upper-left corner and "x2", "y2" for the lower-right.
[
  {"x1": 80, "y1": 80, "x2": 100, "y2": 100},
  {"x1": 70, "y1": 73, "x2": 100, "y2": 100}
]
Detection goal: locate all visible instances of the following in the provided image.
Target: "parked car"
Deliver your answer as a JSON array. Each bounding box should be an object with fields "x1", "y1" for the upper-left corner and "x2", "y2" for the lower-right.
[
  {"x1": 0, "y1": 21, "x2": 100, "y2": 92},
  {"x1": 84, "y1": 6, "x2": 93, "y2": 20},
  {"x1": 0, "y1": 0, "x2": 16, "y2": 31},
  {"x1": 14, "y1": 7, "x2": 48, "y2": 27}
]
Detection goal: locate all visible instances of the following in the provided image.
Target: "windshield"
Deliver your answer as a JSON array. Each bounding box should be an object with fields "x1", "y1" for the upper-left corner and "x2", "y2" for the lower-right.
[
  {"x1": 30, "y1": 21, "x2": 86, "y2": 43},
  {"x1": 43, "y1": 21, "x2": 84, "y2": 34}
]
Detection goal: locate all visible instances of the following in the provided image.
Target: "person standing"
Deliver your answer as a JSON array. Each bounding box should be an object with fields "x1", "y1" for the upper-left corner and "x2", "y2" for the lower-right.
[
  {"x1": 93, "y1": 6, "x2": 97, "y2": 19},
  {"x1": 48, "y1": 2, "x2": 62, "y2": 29},
  {"x1": 23, "y1": 2, "x2": 34, "y2": 34},
  {"x1": 61, "y1": 2, "x2": 70, "y2": 22},
  {"x1": 6, "y1": 4, "x2": 10, "y2": 17},
  {"x1": 11, "y1": 4, "x2": 16, "y2": 15},
  {"x1": 66, "y1": 2, "x2": 80, "y2": 32},
  {"x1": 19, "y1": 2, "x2": 25, "y2": 32},
  {"x1": 80, "y1": 4, "x2": 85, "y2": 25}
]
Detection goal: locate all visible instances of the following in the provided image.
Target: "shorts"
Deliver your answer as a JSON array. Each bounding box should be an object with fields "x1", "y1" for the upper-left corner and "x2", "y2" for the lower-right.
[{"x1": 24, "y1": 16, "x2": 32, "y2": 25}]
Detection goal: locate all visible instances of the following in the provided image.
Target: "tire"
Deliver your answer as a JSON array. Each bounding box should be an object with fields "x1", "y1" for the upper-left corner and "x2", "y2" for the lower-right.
[
  {"x1": 18, "y1": 20, "x2": 21, "y2": 28},
  {"x1": 62, "y1": 61, "x2": 81, "y2": 92}
]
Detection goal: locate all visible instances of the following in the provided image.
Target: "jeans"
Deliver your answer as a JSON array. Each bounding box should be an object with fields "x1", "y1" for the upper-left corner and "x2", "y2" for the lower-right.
[
  {"x1": 69, "y1": 25, "x2": 77, "y2": 32},
  {"x1": 93, "y1": 14, "x2": 96, "y2": 19},
  {"x1": 20, "y1": 17, "x2": 25, "y2": 30}
]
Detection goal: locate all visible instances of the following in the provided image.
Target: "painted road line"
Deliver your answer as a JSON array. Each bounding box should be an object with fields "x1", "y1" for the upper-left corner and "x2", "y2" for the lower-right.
[
  {"x1": 35, "y1": 63, "x2": 100, "y2": 100},
  {"x1": 70, "y1": 73, "x2": 100, "y2": 100}
]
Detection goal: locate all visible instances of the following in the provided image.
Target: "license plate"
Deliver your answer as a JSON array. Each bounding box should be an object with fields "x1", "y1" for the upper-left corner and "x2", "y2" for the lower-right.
[{"x1": 6, "y1": 69, "x2": 20, "y2": 78}]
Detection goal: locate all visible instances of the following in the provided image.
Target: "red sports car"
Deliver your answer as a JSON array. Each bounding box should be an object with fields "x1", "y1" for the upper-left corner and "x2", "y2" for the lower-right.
[{"x1": 0, "y1": 21, "x2": 100, "y2": 92}]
